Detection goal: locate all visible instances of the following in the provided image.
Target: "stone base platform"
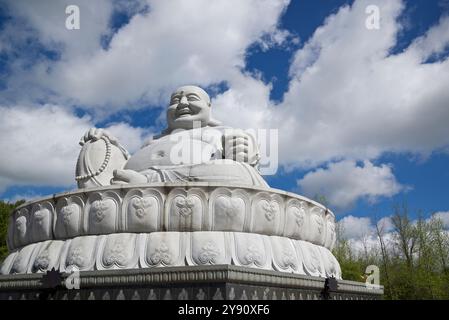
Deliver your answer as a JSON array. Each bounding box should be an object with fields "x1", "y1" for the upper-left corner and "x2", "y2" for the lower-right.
[{"x1": 0, "y1": 265, "x2": 383, "y2": 300}]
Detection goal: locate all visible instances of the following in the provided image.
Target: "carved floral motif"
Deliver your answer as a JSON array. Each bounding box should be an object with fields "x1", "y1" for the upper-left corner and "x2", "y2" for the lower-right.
[
  {"x1": 33, "y1": 209, "x2": 48, "y2": 226},
  {"x1": 198, "y1": 241, "x2": 219, "y2": 264},
  {"x1": 243, "y1": 243, "x2": 263, "y2": 265},
  {"x1": 61, "y1": 204, "x2": 77, "y2": 225},
  {"x1": 216, "y1": 197, "x2": 240, "y2": 218},
  {"x1": 91, "y1": 200, "x2": 110, "y2": 222},
  {"x1": 15, "y1": 216, "x2": 27, "y2": 237},
  {"x1": 311, "y1": 208, "x2": 324, "y2": 235},
  {"x1": 34, "y1": 249, "x2": 50, "y2": 270},
  {"x1": 282, "y1": 248, "x2": 296, "y2": 269},
  {"x1": 291, "y1": 205, "x2": 305, "y2": 228},
  {"x1": 149, "y1": 241, "x2": 172, "y2": 265},
  {"x1": 262, "y1": 201, "x2": 277, "y2": 221},
  {"x1": 104, "y1": 239, "x2": 127, "y2": 265},
  {"x1": 176, "y1": 197, "x2": 195, "y2": 217},
  {"x1": 67, "y1": 247, "x2": 86, "y2": 268},
  {"x1": 131, "y1": 197, "x2": 152, "y2": 218}
]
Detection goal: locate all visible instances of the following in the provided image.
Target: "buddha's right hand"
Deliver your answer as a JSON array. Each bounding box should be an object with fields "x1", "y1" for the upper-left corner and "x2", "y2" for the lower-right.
[
  {"x1": 79, "y1": 128, "x2": 130, "y2": 159},
  {"x1": 111, "y1": 169, "x2": 148, "y2": 184},
  {"x1": 79, "y1": 128, "x2": 119, "y2": 146}
]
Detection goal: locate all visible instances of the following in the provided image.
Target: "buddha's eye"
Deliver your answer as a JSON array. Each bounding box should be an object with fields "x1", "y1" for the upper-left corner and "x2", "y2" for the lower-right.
[
  {"x1": 170, "y1": 97, "x2": 180, "y2": 104},
  {"x1": 187, "y1": 95, "x2": 200, "y2": 101}
]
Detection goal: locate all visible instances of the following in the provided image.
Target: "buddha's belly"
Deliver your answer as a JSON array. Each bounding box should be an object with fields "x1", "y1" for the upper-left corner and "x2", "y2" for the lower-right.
[{"x1": 125, "y1": 139, "x2": 221, "y2": 171}]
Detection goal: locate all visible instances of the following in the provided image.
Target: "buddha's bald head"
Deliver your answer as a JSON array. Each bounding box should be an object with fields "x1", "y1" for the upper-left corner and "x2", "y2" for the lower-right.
[
  {"x1": 173, "y1": 85, "x2": 211, "y2": 106},
  {"x1": 167, "y1": 85, "x2": 212, "y2": 130}
]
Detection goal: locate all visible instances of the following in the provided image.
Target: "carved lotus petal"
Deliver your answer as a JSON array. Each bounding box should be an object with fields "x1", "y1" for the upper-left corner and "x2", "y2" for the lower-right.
[
  {"x1": 215, "y1": 196, "x2": 242, "y2": 218},
  {"x1": 102, "y1": 234, "x2": 136, "y2": 268},
  {"x1": 270, "y1": 237, "x2": 298, "y2": 272},
  {"x1": 198, "y1": 241, "x2": 220, "y2": 264},
  {"x1": 213, "y1": 193, "x2": 246, "y2": 231},
  {"x1": 34, "y1": 209, "x2": 49, "y2": 224},
  {"x1": 15, "y1": 216, "x2": 27, "y2": 237},
  {"x1": 262, "y1": 200, "x2": 278, "y2": 221},
  {"x1": 233, "y1": 233, "x2": 267, "y2": 268},
  {"x1": 176, "y1": 197, "x2": 195, "y2": 217},
  {"x1": 149, "y1": 241, "x2": 173, "y2": 265},
  {"x1": 243, "y1": 243, "x2": 263, "y2": 265},
  {"x1": 91, "y1": 199, "x2": 115, "y2": 223},
  {"x1": 131, "y1": 197, "x2": 152, "y2": 218},
  {"x1": 11, "y1": 254, "x2": 23, "y2": 274},
  {"x1": 290, "y1": 206, "x2": 305, "y2": 227},
  {"x1": 61, "y1": 204, "x2": 78, "y2": 225},
  {"x1": 67, "y1": 247, "x2": 86, "y2": 269},
  {"x1": 34, "y1": 250, "x2": 50, "y2": 271}
]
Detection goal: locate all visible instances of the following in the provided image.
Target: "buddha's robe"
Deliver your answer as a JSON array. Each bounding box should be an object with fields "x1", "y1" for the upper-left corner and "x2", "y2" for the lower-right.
[{"x1": 124, "y1": 126, "x2": 268, "y2": 187}]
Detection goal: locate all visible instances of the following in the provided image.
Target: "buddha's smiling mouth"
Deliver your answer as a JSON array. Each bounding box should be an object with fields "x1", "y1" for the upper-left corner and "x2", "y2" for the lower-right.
[{"x1": 176, "y1": 108, "x2": 192, "y2": 117}]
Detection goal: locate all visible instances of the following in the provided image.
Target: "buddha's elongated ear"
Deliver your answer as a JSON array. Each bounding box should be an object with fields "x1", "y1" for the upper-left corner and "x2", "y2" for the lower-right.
[{"x1": 208, "y1": 118, "x2": 222, "y2": 127}]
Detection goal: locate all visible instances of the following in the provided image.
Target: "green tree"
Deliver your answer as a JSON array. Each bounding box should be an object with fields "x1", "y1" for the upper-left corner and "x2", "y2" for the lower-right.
[
  {"x1": 335, "y1": 202, "x2": 449, "y2": 299},
  {"x1": 0, "y1": 200, "x2": 25, "y2": 263}
]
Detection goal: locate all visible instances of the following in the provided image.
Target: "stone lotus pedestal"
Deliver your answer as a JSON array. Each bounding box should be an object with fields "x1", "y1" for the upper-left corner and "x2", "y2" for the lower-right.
[{"x1": 0, "y1": 182, "x2": 383, "y2": 300}]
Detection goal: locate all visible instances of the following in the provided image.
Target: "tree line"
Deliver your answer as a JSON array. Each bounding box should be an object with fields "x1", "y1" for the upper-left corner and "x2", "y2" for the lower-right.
[
  {"x1": 0, "y1": 200, "x2": 24, "y2": 262},
  {"x1": 333, "y1": 203, "x2": 449, "y2": 299}
]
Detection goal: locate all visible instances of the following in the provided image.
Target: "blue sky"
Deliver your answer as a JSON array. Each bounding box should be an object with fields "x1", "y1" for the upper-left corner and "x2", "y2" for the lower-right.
[{"x1": 0, "y1": 0, "x2": 448, "y2": 236}]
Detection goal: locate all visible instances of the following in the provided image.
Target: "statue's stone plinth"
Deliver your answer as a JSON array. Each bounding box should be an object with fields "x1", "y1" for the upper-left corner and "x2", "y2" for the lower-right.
[{"x1": 0, "y1": 265, "x2": 383, "y2": 300}]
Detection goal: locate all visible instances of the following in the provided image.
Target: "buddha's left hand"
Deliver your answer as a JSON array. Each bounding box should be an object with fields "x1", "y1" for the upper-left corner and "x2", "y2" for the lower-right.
[{"x1": 223, "y1": 129, "x2": 259, "y2": 165}]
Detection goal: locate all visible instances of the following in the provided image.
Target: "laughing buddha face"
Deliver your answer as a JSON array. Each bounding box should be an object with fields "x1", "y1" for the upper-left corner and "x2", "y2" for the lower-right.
[{"x1": 166, "y1": 85, "x2": 212, "y2": 131}]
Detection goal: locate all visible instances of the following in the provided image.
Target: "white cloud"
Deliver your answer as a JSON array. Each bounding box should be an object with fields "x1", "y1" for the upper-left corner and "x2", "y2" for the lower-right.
[
  {"x1": 338, "y1": 215, "x2": 373, "y2": 239},
  {"x1": 0, "y1": 105, "x2": 150, "y2": 193},
  {"x1": 377, "y1": 216, "x2": 394, "y2": 233},
  {"x1": 297, "y1": 160, "x2": 405, "y2": 211},
  {"x1": 274, "y1": 0, "x2": 449, "y2": 167},
  {"x1": 213, "y1": 71, "x2": 275, "y2": 130},
  {"x1": 337, "y1": 215, "x2": 396, "y2": 256},
  {"x1": 4, "y1": 0, "x2": 113, "y2": 57},
  {"x1": 430, "y1": 211, "x2": 449, "y2": 229},
  {"x1": 3, "y1": 0, "x2": 291, "y2": 113}
]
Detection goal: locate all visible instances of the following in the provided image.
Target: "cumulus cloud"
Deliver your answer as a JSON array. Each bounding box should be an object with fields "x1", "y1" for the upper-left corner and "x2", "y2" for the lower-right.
[
  {"x1": 2, "y1": 0, "x2": 291, "y2": 113},
  {"x1": 297, "y1": 160, "x2": 405, "y2": 211},
  {"x1": 338, "y1": 215, "x2": 373, "y2": 239},
  {"x1": 337, "y1": 215, "x2": 397, "y2": 256},
  {"x1": 430, "y1": 211, "x2": 449, "y2": 229},
  {"x1": 0, "y1": 105, "x2": 150, "y2": 194},
  {"x1": 276, "y1": 0, "x2": 449, "y2": 167},
  {"x1": 4, "y1": 0, "x2": 113, "y2": 57},
  {"x1": 377, "y1": 216, "x2": 394, "y2": 233}
]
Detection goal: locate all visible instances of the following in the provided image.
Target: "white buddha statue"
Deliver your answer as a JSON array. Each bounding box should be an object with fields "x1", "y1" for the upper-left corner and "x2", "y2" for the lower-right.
[{"x1": 76, "y1": 85, "x2": 268, "y2": 188}]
